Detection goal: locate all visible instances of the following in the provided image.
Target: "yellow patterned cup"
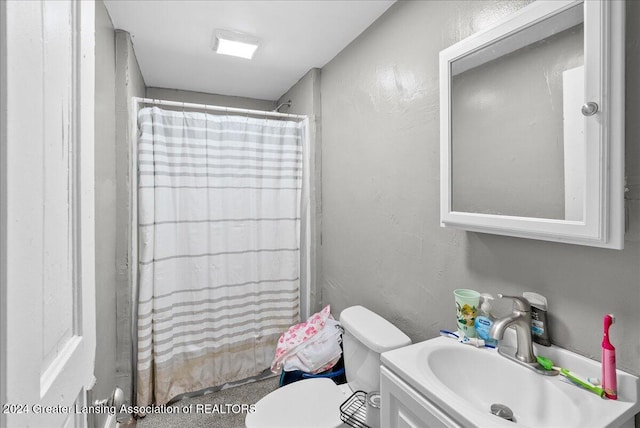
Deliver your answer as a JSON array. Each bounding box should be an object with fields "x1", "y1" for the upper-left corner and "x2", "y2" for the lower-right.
[{"x1": 454, "y1": 289, "x2": 480, "y2": 338}]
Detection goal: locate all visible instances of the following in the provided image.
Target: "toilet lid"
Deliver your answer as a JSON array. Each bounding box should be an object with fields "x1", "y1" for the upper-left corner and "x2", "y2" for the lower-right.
[{"x1": 245, "y1": 378, "x2": 346, "y2": 428}]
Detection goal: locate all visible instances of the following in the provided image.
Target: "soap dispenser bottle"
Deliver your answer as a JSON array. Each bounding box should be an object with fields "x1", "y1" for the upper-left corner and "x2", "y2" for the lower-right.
[
  {"x1": 474, "y1": 294, "x2": 497, "y2": 347},
  {"x1": 523, "y1": 292, "x2": 551, "y2": 346}
]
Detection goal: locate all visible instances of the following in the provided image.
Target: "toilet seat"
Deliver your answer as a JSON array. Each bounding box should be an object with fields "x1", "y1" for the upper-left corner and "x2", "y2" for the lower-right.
[{"x1": 245, "y1": 378, "x2": 349, "y2": 428}]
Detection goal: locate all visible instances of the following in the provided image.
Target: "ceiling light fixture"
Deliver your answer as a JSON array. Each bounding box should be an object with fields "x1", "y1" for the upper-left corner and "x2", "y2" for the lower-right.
[{"x1": 213, "y1": 29, "x2": 261, "y2": 60}]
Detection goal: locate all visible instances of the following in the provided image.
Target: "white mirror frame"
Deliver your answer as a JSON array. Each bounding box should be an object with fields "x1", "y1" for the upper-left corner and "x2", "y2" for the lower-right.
[{"x1": 440, "y1": 0, "x2": 625, "y2": 249}]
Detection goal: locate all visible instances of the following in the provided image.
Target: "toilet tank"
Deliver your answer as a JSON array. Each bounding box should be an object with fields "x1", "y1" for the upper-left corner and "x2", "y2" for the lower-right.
[{"x1": 339, "y1": 306, "x2": 411, "y2": 393}]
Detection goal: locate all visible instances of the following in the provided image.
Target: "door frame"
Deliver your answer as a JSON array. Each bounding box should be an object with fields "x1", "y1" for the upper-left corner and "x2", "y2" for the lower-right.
[{"x1": 0, "y1": 0, "x2": 8, "y2": 422}]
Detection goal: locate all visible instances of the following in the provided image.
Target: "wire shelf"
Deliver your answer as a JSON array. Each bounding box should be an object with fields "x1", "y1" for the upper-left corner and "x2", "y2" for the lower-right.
[{"x1": 339, "y1": 390, "x2": 370, "y2": 428}]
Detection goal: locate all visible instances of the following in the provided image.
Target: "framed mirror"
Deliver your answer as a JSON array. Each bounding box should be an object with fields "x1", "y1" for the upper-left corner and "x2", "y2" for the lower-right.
[{"x1": 439, "y1": 0, "x2": 625, "y2": 249}]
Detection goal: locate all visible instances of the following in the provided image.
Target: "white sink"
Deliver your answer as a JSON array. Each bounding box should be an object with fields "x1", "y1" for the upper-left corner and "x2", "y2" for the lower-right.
[{"x1": 381, "y1": 330, "x2": 640, "y2": 427}]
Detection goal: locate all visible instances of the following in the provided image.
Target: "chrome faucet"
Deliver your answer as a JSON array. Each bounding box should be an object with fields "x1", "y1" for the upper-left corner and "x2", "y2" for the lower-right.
[
  {"x1": 490, "y1": 294, "x2": 535, "y2": 363},
  {"x1": 490, "y1": 294, "x2": 557, "y2": 376}
]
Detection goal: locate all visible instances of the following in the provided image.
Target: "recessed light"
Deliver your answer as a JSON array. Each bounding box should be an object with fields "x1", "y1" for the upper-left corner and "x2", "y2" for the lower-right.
[{"x1": 213, "y1": 29, "x2": 260, "y2": 60}]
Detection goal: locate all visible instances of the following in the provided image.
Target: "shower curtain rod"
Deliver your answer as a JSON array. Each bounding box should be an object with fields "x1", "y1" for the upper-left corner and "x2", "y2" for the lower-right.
[{"x1": 133, "y1": 97, "x2": 306, "y2": 120}]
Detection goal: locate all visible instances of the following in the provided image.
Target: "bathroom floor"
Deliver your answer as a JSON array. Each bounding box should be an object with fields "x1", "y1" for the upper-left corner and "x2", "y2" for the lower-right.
[{"x1": 129, "y1": 376, "x2": 279, "y2": 428}]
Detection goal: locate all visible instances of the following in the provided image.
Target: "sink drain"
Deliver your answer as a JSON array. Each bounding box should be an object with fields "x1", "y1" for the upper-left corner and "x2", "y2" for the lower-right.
[{"x1": 490, "y1": 403, "x2": 514, "y2": 422}]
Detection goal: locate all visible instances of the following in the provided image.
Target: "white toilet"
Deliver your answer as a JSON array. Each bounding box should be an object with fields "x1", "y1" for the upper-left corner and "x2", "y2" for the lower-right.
[{"x1": 245, "y1": 305, "x2": 411, "y2": 428}]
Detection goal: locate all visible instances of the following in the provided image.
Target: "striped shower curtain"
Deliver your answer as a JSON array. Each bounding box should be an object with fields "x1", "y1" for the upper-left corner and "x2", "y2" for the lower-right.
[{"x1": 136, "y1": 106, "x2": 305, "y2": 406}]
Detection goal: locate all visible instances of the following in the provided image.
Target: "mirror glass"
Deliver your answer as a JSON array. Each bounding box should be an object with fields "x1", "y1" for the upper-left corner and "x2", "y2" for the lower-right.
[{"x1": 450, "y1": 4, "x2": 584, "y2": 220}]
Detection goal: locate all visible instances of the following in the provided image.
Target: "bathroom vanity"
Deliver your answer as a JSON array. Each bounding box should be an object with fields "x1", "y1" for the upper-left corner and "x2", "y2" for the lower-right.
[
  {"x1": 380, "y1": 366, "x2": 457, "y2": 428},
  {"x1": 379, "y1": 332, "x2": 640, "y2": 428}
]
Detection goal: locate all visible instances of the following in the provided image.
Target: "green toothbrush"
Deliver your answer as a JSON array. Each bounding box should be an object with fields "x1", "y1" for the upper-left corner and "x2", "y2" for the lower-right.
[{"x1": 537, "y1": 355, "x2": 605, "y2": 398}]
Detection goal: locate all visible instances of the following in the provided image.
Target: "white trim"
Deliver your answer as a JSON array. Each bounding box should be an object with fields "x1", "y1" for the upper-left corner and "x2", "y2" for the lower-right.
[
  {"x1": 40, "y1": 336, "x2": 83, "y2": 395},
  {"x1": 0, "y1": 0, "x2": 7, "y2": 426},
  {"x1": 439, "y1": 0, "x2": 625, "y2": 249},
  {"x1": 104, "y1": 413, "x2": 117, "y2": 428},
  {"x1": 602, "y1": 0, "x2": 625, "y2": 250}
]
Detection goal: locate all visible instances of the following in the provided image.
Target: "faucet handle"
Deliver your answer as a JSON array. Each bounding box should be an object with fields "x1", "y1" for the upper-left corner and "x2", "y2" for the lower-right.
[{"x1": 497, "y1": 294, "x2": 531, "y2": 312}]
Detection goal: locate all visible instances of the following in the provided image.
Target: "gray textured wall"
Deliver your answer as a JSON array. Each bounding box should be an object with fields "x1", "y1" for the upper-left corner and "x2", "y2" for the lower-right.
[
  {"x1": 320, "y1": 0, "x2": 640, "y2": 377},
  {"x1": 115, "y1": 29, "x2": 146, "y2": 403},
  {"x1": 94, "y1": 3, "x2": 117, "y2": 427},
  {"x1": 278, "y1": 69, "x2": 323, "y2": 315},
  {"x1": 93, "y1": 5, "x2": 149, "y2": 409},
  {"x1": 277, "y1": 69, "x2": 321, "y2": 117},
  {"x1": 146, "y1": 87, "x2": 275, "y2": 111},
  {"x1": 0, "y1": 2, "x2": 6, "y2": 424}
]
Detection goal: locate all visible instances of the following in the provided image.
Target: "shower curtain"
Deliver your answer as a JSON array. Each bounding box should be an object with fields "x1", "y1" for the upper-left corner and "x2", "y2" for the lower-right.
[{"x1": 136, "y1": 106, "x2": 306, "y2": 406}]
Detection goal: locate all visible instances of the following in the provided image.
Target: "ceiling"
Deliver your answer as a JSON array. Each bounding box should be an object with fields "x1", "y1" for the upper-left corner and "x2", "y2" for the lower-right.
[{"x1": 104, "y1": 0, "x2": 396, "y2": 101}]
